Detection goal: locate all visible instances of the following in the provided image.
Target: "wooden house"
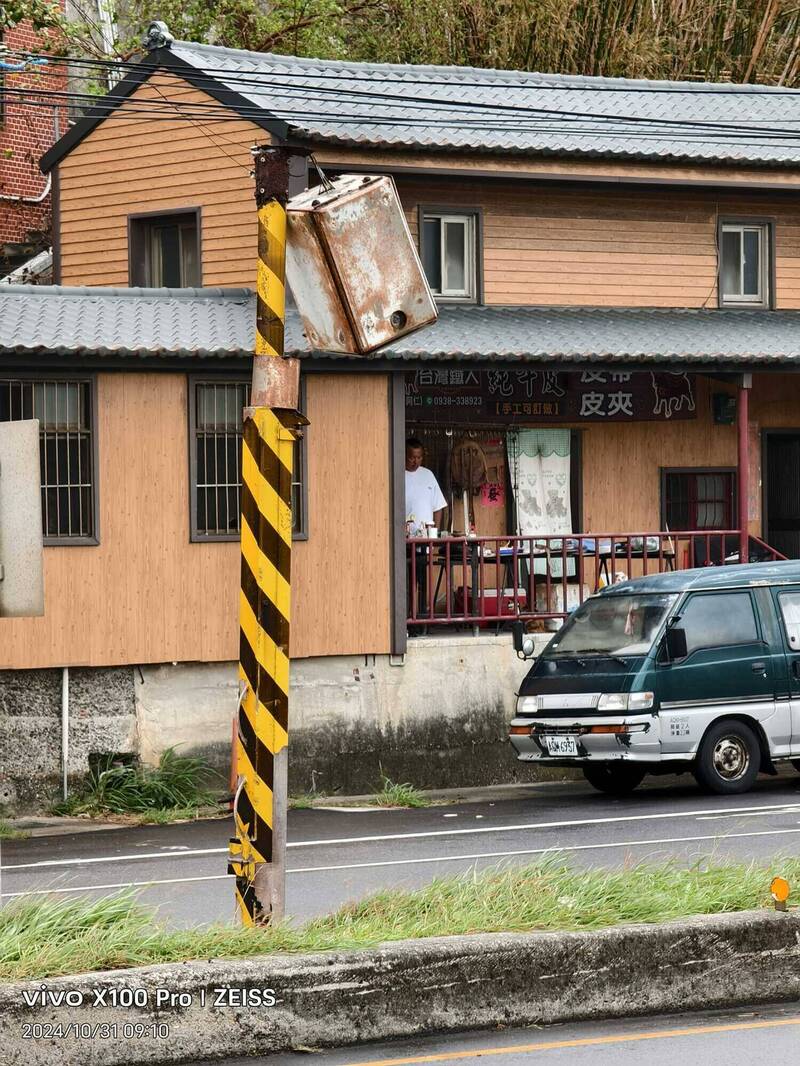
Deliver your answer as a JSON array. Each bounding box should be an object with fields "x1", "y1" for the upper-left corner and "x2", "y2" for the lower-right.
[{"x1": 3, "y1": 33, "x2": 800, "y2": 801}]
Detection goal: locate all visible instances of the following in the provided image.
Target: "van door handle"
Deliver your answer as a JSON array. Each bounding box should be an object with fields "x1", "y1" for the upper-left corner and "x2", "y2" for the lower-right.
[
  {"x1": 751, "y1": 661, "x2": 767, "y2": 673},
  {"x1": 793, "y1": 661, "x2": 800, "y2": 680}
]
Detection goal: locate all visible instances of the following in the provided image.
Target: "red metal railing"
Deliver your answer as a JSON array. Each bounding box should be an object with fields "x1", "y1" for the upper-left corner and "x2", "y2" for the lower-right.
[{"x1": 406, "y1": 531, "x2": 787, "y2": 628}]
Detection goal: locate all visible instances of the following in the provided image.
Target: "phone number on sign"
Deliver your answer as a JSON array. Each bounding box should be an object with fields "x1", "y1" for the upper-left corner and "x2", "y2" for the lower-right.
[{"x1": 22, "y1": 1022, "x2": 169, "y2": 1040}]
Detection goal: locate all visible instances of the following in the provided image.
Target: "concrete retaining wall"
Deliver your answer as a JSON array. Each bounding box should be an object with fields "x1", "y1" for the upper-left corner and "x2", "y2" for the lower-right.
[
  {"x1": 136, "y1": 633, "x2": 553, "y2": 796},
  {"x1": 0, "y1": 633, "x2": 554, "y2": 809},
  {"x1": 0, "y1": 668, "x2": 137, "y2": 808},
  {"x1": 1, "y1": 909, "x2": 799, "y2": 1065}
]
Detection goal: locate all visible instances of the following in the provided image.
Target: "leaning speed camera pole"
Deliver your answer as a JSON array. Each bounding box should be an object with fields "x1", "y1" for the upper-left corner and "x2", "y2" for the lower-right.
[{"x1": 228, "y1": 145, "x2": 304, "y2": 925}]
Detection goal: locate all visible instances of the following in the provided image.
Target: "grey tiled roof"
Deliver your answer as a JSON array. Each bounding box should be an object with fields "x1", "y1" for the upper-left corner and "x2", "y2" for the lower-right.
[
  {"x1": 170, "y1": 40, "x2": 800, "y2": 167},
  {"x1": 286, "y1": 304, "x2": 800, "y2": 365},
  {"x1": 4, "y1": 286, "x2": 800, "y2": 367},
  {"x1": 0, "y1": 285, "x2": 255, "y2": 358}
]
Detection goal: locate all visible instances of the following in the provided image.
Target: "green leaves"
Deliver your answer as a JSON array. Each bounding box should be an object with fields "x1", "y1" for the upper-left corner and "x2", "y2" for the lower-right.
[
  {"x1": 1, "y1": 0, "x2": 64, "y2": 33},
  {"x1": 56, "y1": 748, "x2": 219, "y2": 817}
]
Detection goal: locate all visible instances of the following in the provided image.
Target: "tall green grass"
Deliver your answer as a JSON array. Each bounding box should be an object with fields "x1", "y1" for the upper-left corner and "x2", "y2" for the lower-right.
[
  {"x1": 371, "y1": 775, "x2": 430, "y2": 808},
  {"x1": 54, "y1": 749, "x2": 219, "y2": 817},
  {"x1": 2, "y1": 855, "x2": 798, "y2": 981},
  {"x1": 0, "y1": 821, "x2": 29, "y2": 841}
]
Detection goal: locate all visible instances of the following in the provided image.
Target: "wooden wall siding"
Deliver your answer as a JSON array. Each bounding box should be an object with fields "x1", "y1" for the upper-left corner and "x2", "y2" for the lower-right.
[
  {"x1": 566, "y1": 373, "x2": 800, "y2": 538},
  {"x1": 0, "y1": 372, "x2": 391, "y2": 669},
  {"x1": 292, "y1": 373, "x2": 391, "y2": 658},
  {"x1": 0, "y1": 372, "x2": 238, "y2": 668},
  {"x1": 57, "y1": 77, "x2": 800, "y2": 307},
  {"x1": 316, "y1": 146, "x2": 800, "y2": 191},
  {"x1": 398, "y1": 178, "x2": 800, "y2": 308},
  {"x1": 574, "y1": 377, "x2": 734, "y2": 531},
  {"x1": 58, "y1": 75, "x2": 264, "y2": 289}
]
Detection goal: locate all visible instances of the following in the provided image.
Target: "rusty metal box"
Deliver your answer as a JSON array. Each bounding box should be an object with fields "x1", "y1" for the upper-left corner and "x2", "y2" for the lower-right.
[{"x1": 286, "y1": 174, "x2": 437, "y2": 355}]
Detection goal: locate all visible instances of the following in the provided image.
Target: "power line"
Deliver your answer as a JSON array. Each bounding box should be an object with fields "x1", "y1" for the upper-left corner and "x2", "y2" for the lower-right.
[
  {"x1": 8, "y1": 45, "x2": 800, "y2": 96},
  {"x1": 7, "y1": 84, "x2": 800, "y2": 148},
  {"x1": 6, "y1": 83, "x2": 800, "y2": 143},
  {"x1": 8, "y1": 45, "x2": 800, "y2": 135}
]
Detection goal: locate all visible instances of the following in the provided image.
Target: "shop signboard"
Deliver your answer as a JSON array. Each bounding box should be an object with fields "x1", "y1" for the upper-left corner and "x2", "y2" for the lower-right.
[{"x1": 405, "y1": 369, "x2": 696, "y2": 423}]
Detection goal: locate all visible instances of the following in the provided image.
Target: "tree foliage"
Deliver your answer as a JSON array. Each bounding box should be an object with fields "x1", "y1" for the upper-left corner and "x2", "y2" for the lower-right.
[
  {"x1": 1, "y1": 0, "x2": 64, "y2": 33},
  {"x1": 7, "y1": 0, "x2": 800, "y2": 86},
  {"x1": 114, "y1": 0, "x2": 381, "y2": 58}
]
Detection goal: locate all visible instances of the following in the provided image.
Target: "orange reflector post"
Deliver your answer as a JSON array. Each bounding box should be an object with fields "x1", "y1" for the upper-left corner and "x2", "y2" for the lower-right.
[{"x1": 771, "y1": 876, "x2": 790, "y2": 911}]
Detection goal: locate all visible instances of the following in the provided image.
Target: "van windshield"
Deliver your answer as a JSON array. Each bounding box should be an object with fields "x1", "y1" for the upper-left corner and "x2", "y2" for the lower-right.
[{"x1": 549, "y1": 593, "x2": 678, "y2": 658}]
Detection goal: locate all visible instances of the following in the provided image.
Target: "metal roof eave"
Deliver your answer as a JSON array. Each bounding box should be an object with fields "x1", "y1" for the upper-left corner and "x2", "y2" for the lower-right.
[{"x1": 39, "y1": 49, "x2": 293, "y2": 174}]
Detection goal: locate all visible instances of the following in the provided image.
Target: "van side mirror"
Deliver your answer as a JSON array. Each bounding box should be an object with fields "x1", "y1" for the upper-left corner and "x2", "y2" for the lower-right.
[
  {"x1": 512, "y1": 620, "x2": 536, "y2": 660},
  {"x1": 664, "y1": 626, "x2": 688, "y2": 661}
]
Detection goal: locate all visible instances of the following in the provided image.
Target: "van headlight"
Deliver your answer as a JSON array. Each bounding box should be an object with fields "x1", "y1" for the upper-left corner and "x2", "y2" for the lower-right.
[
  {"x1": 516, "y1": 695, "x2": 539, "y2": 715},
  {"x1": 597, "y1": 692, "x2": 654, "y2": 712}
]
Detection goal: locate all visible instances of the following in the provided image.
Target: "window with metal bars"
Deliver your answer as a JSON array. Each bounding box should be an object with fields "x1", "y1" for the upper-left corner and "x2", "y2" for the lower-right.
[
  {"x1": 662, "y1": 468, "x2": 736, "y2": 530},
  {"x1": 0, "y1": 377, "x2": 97, "y2": 543},
  {"x1": 189, "y1": 378, "x2": 307, "y2": 542}
]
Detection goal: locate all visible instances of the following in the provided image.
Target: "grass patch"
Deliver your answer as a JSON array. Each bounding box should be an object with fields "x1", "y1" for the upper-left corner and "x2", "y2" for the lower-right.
[
  {"x1": 52, "y1": 748, "x2": 220, "y2": 818},
  {"x1": 0, "y1": 821, "x2": 29, "y2": 841},
  {"x1": 105, "y1": 805, "x2": 226, "y2": 826},
  {"x1": 371, "y1": 775, "x2": 429, "y2": 808},
  {"x1": 288, "y1": 794, "x2": 317, "y2": 810},
  {"x1": 2, "y1": 855, "x2": 797, "y2": 982}
]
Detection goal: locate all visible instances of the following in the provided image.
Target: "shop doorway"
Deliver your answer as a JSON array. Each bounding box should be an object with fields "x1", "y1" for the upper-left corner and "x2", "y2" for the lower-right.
[
  {"x1": 406, "y1": 425, "x2": 582, "y2": 537},
  {"x1": 764, "y1": 431, "x2": 800, "y2": 558}
]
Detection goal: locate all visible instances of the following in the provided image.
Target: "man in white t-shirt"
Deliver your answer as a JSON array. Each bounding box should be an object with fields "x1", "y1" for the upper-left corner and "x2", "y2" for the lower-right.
[
  {"x1": 405, "y1": 438, "x2": 446, "y2": 536},
  {"x1": 405, "y1": 438, "x2": 447, "y2": 619}
]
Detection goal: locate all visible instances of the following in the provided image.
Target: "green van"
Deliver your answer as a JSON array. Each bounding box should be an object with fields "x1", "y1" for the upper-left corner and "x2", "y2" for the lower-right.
[{"x1": 508, "y1": 560, "x2": 800, "y2": 796}]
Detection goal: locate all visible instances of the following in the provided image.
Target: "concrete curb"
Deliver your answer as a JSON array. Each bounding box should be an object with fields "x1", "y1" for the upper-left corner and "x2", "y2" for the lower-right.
[{"x1": 2, "y1": 909, "x2": 800, "y2": 1065}]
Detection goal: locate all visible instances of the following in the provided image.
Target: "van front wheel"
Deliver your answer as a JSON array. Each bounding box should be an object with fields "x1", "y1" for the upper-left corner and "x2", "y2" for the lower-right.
[
  {"x1": 582, "y1": 763, "x2": 646, "y2": 796},
  {"x1": 694, "y1": 720, "x2": 760, "y2": 795}
]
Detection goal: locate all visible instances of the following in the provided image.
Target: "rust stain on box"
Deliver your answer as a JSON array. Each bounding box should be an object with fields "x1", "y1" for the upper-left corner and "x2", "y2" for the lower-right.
[{"x1": 286, "y1": 174, "x2": 438, "y2": 356}]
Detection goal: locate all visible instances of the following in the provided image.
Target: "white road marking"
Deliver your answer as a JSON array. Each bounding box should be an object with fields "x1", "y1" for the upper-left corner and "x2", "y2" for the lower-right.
[
  {"x1": 313, "y1": 807, "x2": 389, "y2": 814},
  {"x1": 1, "y1": 847, "x2": 225, "y2": 871},
  {"x1": 4, "y1": 824, "x2": 800, "y2": 898},
  {"x1": 5, "y1": 797, "x2": 800, "y2": 873},
  {"x1": 696, "y1": 806, "x2": 800, "y2": 821}
]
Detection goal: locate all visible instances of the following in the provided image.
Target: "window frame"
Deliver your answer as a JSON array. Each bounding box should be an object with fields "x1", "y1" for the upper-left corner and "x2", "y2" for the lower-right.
[
  {"x1": 660, "y1": 466, "x2": 737, "y2": 531},
  {"x1": 0, "y1": 372, "x2": 100, "y2": 547},
  {"x1": 717, "y1": 217, "x2": 774, "y2": 310},
  {"x1": 188, "y1": 374, "x2": 308, "y2": 544},
  {"x1": 777, "y1": 589, "x2": 800, "y2": 651},
  {"x1": 128, "y1": 207, "x2": 202, "y2": 288},
  {"x1": 417, "y1": 206, "x2": 482, "y2": 304},
  {"x1": 675, "y1": 589, "x2": 763, "y2": 657}
]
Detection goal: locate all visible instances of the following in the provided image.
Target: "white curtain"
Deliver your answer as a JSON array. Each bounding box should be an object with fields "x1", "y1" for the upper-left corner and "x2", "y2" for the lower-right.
[{"x1": 507, "y1": 429, "x2": 571, "y2": 537}]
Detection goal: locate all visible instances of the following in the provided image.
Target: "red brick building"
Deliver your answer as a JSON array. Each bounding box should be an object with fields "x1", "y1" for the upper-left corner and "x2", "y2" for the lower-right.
[{"x1": 1, "y1": 11, "x2": 67, "y2": 275}]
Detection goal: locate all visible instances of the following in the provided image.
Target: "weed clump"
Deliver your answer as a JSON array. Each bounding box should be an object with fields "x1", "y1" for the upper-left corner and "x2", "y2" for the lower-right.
[{"x1": 54, "y1": 748, "x2": 219, "y2": 817}]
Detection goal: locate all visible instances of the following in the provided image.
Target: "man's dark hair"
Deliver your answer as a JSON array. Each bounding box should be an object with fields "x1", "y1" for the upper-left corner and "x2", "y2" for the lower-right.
[{"x1": 406, "y1": 437, "x2": 423, "y2": 450}]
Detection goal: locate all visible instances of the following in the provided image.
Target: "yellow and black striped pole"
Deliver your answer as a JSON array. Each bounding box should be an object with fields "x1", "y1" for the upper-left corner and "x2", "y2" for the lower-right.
[{"x1": 228, "y1": 146, "x2": 304, "y2": 925}]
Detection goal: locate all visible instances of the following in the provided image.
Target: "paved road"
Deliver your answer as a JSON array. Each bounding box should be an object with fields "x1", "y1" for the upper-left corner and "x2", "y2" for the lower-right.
[
  {"x1": 5, "y1": 772, "x2": 800, "y2": 926},
  {"x1": 188, "y1": 1003, "x2": 800, "y2": 1066}
]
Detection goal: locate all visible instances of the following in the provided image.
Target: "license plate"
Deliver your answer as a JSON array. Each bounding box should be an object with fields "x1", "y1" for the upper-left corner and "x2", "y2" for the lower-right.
[{"x1": 543, "y1": 735, "x2": 579, "y2": 757}]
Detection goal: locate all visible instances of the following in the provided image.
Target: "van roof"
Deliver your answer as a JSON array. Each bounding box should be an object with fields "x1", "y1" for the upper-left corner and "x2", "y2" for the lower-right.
[{"x1": 600, "y1": 559, "x2": 800, "y2": 597}]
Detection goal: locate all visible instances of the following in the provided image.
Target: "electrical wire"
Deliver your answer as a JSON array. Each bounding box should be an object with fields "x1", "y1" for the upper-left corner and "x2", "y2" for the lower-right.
[
  {"x1": 7, "y1": 85, "x2": 800, "y2": 149},
  {"x1": 7, "y1": 47, "x2": 800, "y2": 141},
  {"x1": 9, "y1": 45, "x2": 800, "y2": 95},
  {"x1": 6, "y1": 48, "x2": 800, "y2": 154}
]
